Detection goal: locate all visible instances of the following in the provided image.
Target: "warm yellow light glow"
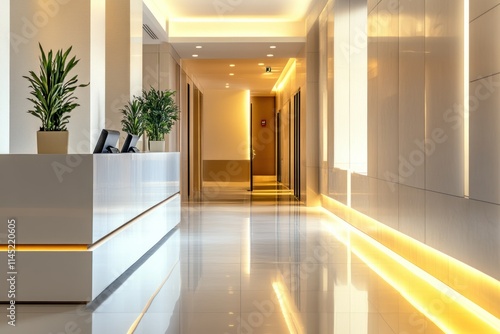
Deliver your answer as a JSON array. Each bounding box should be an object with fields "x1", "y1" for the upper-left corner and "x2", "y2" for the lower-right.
[
  {"x1": 0, "y1": 245, "x2": 87, "y2": 252},
  {"x1": 229, "y1": 73, "x2": 234, "y2": 76},
  {"x1": 321, "y1": 201, "x2": 500, "y2": 333},
  {"x1": 322, "y1": 194, "x2": 500, "y2": 321},
  {"x1": 267, "y1": 54, "x2": 274, "y2": 57},
  {"x1": 273, "y1": 59, "x2": 296, "y2": 92},
  {"x1": 229, "y1": 64, "x2": 235, "y2": 67},
  {"x1": 272, "y1": 281, "x2": 304, "y2": 334}
]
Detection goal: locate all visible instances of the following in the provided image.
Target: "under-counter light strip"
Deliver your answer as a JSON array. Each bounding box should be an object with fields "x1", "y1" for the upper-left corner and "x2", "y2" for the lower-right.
[
  {"x1": 321, "y1": 209, "x2": 500, "y2": 333},
  {"x1": 0, "y1": 245, "x2": 87, "y2": 252}
]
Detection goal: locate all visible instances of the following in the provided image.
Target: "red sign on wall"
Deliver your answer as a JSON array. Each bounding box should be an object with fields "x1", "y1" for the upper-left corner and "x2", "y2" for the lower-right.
[{"x1": 261, "y1": 120, "x2": 267, "y2": 127}]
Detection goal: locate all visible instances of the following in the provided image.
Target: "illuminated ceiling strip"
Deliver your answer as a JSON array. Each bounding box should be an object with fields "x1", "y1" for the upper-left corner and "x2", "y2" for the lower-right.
[
  {"x1": 127, "y1": 260, "x2": 179, "y2": 334},
  {"x1": 322, "y1": 212, "x2": 500, "y2": 333}
]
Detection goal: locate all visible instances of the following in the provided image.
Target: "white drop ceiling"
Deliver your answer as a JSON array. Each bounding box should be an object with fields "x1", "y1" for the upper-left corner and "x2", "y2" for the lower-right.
[{"x1": 143, "y1": 0, "x2": 317, "y2": 95}]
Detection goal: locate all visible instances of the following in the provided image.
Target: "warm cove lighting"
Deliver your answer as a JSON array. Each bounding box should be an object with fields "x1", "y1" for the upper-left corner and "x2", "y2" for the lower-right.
[
  {"x1": 195, "y1": 45, "x2": 202, "y2": 49},
  {"x1": 267, "y1": 54, "x2": 274, "y2": 57},
  {"x1": 192, "y1": 54, "x2": 199, "y2": 58},
  {"x1": 321, "y1": 209, "x2": 500, "y2": 333},
  {"x1": 229, "y1": 64, "x2": 235, "y2": 67}
]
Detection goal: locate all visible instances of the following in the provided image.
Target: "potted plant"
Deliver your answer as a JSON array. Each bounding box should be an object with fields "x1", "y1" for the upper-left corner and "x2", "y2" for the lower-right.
[
  {"x1": 24, "y1": 43, "x2": 89, "y2": 154},
  {"x1": 121, "y1": 97, "x2": 144, "y2": 136},
  {"x1": 139, "y1": 87, "x2": 180, "y2": 152}
]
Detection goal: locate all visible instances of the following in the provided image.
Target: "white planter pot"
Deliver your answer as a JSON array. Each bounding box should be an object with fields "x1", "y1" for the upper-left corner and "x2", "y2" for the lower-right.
[
  {"x1": 149, "y1": 140, "x2": 165, "y2": 152},
  {"x1": 37, "y1": 131, "x2": 69, "y2": 154}
]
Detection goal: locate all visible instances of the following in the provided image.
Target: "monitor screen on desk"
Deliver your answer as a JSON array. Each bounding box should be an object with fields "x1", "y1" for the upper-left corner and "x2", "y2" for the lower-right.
[
  {"x1": 93, "y1": 129, "x2": 120, "y2": 153},
  {"x1": 121, "y1": 134, "x2": 140, "y2": 153}
]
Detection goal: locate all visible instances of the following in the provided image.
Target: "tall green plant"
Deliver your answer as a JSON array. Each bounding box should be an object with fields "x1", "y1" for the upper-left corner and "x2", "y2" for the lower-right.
[
  {"x1": 121, "y1": 98, "x2": 144, "y2": 136},
  {"x1": 140, "y1": 88, "x2": 180, "y2": 141},
  {"x1": 23, "y1": 43, "x2": 89, "y2": 131}
]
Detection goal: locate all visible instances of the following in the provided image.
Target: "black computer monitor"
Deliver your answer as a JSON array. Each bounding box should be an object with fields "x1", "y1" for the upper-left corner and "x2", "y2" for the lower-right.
[
  {"x1": 121, "y1": 133, "x2": 140, "y2": 153},
  {"x1": 93, "y1": 129, "x2": 121, "y2": 153}
]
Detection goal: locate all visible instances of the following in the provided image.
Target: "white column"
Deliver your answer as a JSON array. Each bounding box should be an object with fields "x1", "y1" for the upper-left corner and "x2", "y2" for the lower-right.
[{"x1": 0, "y1": 0, "x2": 9, "y2": 153}]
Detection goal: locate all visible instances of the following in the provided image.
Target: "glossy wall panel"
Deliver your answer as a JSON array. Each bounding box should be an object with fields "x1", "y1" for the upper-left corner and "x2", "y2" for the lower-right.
[
  {"x1": 469, "y1": 0, "x2": 500, "y2": 204},
  {"x1": 376, "y1": 0, "x2": 399, "y2": 181},
  {"x1": 424, "y1": 0, "x2": 464, "y2": 196},
  {"x1": 469, "y1": 74, "x2": 500, "y2": 204},
  {"x1": 367, "y1": 6, "x2": 378, "y2": 178},
  {"x1": 470, "y1": 5, "x2": 500, "y2": 81},
  {"x1": 470, "y1": 0, "x2": 500, "y2": 21},
  {"x1": 399, "y1": 0, "x2": 426, "y2": 189}
]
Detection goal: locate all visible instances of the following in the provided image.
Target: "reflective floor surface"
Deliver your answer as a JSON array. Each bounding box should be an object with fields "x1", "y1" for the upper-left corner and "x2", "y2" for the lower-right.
[{"x1": 1, "y1": 180, "x2": 498, "y2": 333}]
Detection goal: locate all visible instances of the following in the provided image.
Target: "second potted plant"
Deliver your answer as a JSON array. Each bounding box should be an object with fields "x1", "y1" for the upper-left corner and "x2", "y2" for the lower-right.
[{"x1": 139, "y1": 87, "x2": 180, "y2": 152}]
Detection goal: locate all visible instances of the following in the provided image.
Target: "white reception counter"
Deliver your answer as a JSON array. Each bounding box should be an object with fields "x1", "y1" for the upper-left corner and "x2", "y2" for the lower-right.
[{"x1": 0, "y1": 153, "x2": 181, "y2": 302}]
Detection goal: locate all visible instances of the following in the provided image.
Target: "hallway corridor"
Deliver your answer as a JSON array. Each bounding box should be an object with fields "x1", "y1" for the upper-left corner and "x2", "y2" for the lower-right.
[{"x1": 1, "y1": 181, "x2": 498, "y2": 333}]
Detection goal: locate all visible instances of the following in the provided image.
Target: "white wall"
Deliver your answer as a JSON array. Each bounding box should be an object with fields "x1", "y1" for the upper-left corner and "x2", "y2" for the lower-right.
[
  {"x1": 10, "y1": 0, "x2": 105, "y2": 153},
  {"x1": 0, "y1": 0, "x2": 9, "y2": 153},
  {"x1": 203, "y1": 90, "x2": 250, "y2": 161}
]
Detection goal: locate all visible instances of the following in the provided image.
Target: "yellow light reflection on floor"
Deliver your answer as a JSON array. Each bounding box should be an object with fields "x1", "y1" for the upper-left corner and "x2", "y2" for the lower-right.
[
  {"x1": 322, "y1": 212, "x2": 500, "y2": 333},
  {"x1": 272, "y1": 281, "x2": 304, "y2": 334}
]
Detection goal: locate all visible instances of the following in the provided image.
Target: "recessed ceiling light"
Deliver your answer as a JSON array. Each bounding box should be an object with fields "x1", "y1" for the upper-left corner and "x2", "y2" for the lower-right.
[
  {"x1": 229, "y1": 64, "x2": 235, "y2": 67},
  {"x1": 192, "y1": 54, "x2": 199, "y2": 57},
  {"x1": 229, "y1": 73, "x2": 234, "y2": 76},
  {"x1": 270, "y1": 45, "x2": 277, "y2": 49},
  {"x1": 196, "y1": 46, "x2": 202, "y2": 49},
  {"x1": 267, "y1": 54, "x2": 274, "y2": 57},
  {"x1": 258, "y1": 63, "x2": 265, "y2": 66}
]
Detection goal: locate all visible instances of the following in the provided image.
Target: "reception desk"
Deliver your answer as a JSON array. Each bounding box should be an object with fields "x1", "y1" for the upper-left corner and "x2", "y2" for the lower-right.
[{"x1": 0, "y1": 153, "x2": 181, "y2": 302}]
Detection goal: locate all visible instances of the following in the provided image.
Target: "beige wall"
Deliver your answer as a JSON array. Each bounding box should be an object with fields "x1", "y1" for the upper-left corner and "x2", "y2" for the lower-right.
[
  {"x1": 202, "y1": 89, "x2": 250, "y2": 182},
  {"x1": 143, "y1": 43, "x2": 181, "y2": 152},
  {"x1": 251, "y1": 96, "x2": 275, "y2": 175},
  {"x1": 106, "y1": 0, "x2": 143, "y2": 147}
]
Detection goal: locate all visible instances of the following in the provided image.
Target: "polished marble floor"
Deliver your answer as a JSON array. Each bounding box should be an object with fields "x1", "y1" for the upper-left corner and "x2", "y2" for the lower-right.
[{"x1": 1, "y1": 179, "x2": 496, "y2": 333}]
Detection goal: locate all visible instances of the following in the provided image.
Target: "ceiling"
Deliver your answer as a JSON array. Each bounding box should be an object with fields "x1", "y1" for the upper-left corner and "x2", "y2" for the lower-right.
[{"x1": 143, "y1": 0, "x2": 317, "y2": 95}]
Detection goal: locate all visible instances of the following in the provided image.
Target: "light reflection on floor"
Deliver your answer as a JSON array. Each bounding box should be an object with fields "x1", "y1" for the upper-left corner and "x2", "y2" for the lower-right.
[{"x1": 1, "y1": 179, "x2": 497, "y2": 333}]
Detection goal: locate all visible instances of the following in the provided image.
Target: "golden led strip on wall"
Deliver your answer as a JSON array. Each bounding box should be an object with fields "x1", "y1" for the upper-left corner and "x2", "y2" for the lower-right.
[
  {"x1": 322, "y1": 195, "x2": 500, "y2": 320},
  {"x1": 321, "y1": 208, "x2": 500, "y2": 333}
]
